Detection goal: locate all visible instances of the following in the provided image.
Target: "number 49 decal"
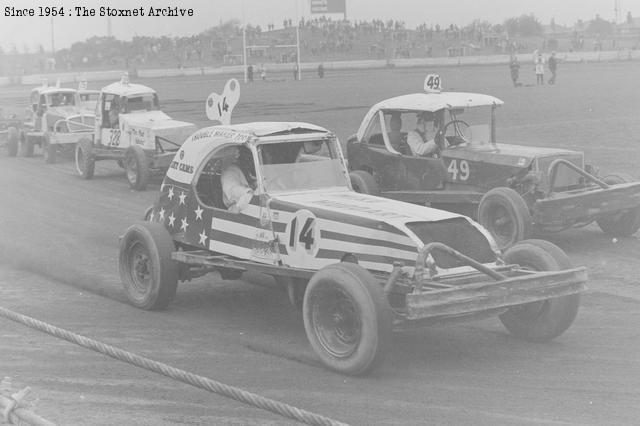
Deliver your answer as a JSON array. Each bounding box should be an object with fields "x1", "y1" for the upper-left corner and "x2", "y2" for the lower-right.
[{"x1": 447, "y1": 159, "x2": 470, "y2": 181}]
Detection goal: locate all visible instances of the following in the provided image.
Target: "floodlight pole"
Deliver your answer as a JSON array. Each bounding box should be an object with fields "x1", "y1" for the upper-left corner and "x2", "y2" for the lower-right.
[
  {"x1": 50, "y1": 17, "x2": 55, "y2": 54},
  {"x1": 242, "y1": 0, "x2": 248, "y2": 83},
  {"x1": 295, "y1": 0, "x2": 301, "y2": 80}
]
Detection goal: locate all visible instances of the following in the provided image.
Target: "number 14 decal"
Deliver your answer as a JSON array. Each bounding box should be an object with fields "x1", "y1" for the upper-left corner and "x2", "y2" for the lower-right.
[
  {"x1": 447, "y1": 159, "x2": 470, "y2": 181},
  {"x1": 285, "y1": 209, "x2": 320, "y2": 263},
  {"x1": 289, "y1": 216, "x2": 315, "y2": 250}
]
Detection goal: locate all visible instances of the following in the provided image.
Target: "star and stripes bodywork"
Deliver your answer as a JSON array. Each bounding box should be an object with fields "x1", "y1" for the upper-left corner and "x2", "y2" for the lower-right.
[{"x1": 147, "y1": 122, "x2": 500, "y2": 276}]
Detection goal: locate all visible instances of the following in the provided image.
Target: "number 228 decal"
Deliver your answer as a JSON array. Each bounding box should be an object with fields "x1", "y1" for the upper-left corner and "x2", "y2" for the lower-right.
[
  {"x1": 285, "y1": 209, "x2": 320, "y2": 266},
  {"x1": 447, "y1": 159, "x2": 470, "y2": 181}
]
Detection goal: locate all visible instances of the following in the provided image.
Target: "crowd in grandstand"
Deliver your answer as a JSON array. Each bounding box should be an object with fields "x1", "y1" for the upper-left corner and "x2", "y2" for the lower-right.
[{"x1": 1, "y1": 13, "x2": 639, "y2": 76}]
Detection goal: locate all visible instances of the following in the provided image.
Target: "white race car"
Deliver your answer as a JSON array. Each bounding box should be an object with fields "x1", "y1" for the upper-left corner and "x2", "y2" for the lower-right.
[
  {"x1": 119, "y1": 122, "x2": 586, "y2": 375},
  {"x1": 75, "y1": 74, "x2": 196, "y2": 190}
]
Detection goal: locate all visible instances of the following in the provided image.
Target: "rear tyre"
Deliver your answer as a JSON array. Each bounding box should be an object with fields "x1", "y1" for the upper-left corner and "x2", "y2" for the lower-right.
[
  {"x1": 21, "y1": 134, "x2": 35, "y2": 157},
  {"x1": 75, "y1": 138, "x2": 95, "y2": 179},
  {"x1": 5, "y1": 127, "x2": 19, "y2": 157},
  {"x1": 119, "y1": 222, "x2": 178, "y2": 310},
  {"x1": 43, "y1": 133, "x2": 56, "y2": 164},
  {"x1": 303, "y1": 262, "x2": 392, "y2": 375},
  {"x1": 349, "y1": 170, "x2": 379, "y2": 195},
  {"x1": 499, "y1": 240, "x2": 581, "y2": 342},
  {"x1": 596, "y1": 173, "x2": 640, "y2": 237},
  {"x1": 125, "y1": 145, "x2": 150, "y2": 191},
  {"x1": 478, "y1": 187, "x2": 532, "y2": 250}
]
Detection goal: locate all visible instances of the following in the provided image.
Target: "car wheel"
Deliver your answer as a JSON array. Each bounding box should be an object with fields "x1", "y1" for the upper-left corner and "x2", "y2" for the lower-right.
[
  {"x1": 21, "y1": 134, "x2": 35, "y2": 157},
  {"x1": 119, "y1": 222, "x2": 178, "y2": 310},
  {"x1": 125, "y1": 145, "x2": 150, "y2": 191},
  {"x1": 349, "y1": 170, "x2": 379, "y2": 195},
  {"x1": 5, "y1": 127, "x2": 19, "y2": 157},
  {"x1": 75, "y1": 138, "x2": 95, "y2": 179},
  {"x1": 42, "y1": 133, "x2": 56, "y2": 164},
  {"x1": 478, "y1": 187, "x2": 532, "y2": 250},
  {"x1": 303, "y1": 262, "x2": 392, "y2": 375},
  {"x1": 596, "y1": 173, "x2": 640, "y2": 237},
  {"x1": 499, "y1": 239, "x2": 580, "y2": 342}
]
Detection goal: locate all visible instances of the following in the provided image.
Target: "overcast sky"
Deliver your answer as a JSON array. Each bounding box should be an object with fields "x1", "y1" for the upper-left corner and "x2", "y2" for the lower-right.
[{"x1": 1, "y1": 0, "x2": 637, "y2": 51}]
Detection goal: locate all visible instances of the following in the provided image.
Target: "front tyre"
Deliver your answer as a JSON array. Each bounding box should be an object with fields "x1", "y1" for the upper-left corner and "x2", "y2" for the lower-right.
[
  {"x1": 596, "y1": 173, "x2": 640, "y2": 237},
  {"x1": 499, "y1": 239, "x2": 580, "y2": 342},
  {"x1": 119, "y1": 222, "x2": 178, "y2": 310},
  {"x1": 75, "y1": 138, "x2": 95, "y2": 179},
  {"x1": 303, "y1": 262, "x2": 392, "y2": 375},
  {"x1": 478, "y1": 187, "x2": 532, "y2": 250},
  {"x1": 43, "y1": 133, "x2": 56, "y2": 164},
  {"x1": 349, "y1": 170, "x2": 379, "y2": 195},
  {"x1": 125, "y1": 145, "x2": 150, "y2": 191}
]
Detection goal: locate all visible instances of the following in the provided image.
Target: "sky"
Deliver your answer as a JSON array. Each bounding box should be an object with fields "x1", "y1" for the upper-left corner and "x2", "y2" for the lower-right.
[{"x1": 1, "y1": 0, "x2": 637, "y2": 52}]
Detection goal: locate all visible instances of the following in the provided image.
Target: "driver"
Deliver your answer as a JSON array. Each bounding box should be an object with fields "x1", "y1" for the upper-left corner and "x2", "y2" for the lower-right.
[
  {"x1": 407, "y1": 111, "x2": 440, "y2": 156},
  {"x1": 220, "y1": 146, "x2": 254, "y2": 213}
]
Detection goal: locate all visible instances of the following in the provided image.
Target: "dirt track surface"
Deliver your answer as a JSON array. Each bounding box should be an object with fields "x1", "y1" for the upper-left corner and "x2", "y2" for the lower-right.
[{"x1": 1, "y1": 63, "x2": 640, "y2": 425}]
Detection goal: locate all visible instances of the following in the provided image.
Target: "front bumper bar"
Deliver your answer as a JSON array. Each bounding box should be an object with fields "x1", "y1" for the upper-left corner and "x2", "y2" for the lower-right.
[{"x1": 402, "y1": 242, "x2": 587, "y2": 321}]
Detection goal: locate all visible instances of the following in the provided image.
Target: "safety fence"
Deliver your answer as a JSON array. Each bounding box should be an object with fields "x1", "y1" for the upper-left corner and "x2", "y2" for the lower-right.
[
  {"x1": 0, "y1": 305, "x2": 349, "y2": 426},
  {"x1": 1, "y1": 48, "x2": 639, "y2": 87}
]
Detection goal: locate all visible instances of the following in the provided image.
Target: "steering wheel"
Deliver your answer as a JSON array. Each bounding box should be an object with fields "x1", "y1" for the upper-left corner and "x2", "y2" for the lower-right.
[{"x1": 441, "y1": 120, "x2": 470, "y2": 147}]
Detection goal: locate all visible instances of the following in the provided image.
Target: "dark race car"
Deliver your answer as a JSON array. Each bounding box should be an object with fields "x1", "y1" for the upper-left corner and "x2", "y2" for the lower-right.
[{"x1": 347, "y1": 74, "x2": 640, "y2": 249}]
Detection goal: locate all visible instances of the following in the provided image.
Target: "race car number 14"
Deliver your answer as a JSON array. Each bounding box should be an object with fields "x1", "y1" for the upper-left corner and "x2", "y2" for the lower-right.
[{"x1": 285, "y1": 209, "x2": 320, "y2": 265}]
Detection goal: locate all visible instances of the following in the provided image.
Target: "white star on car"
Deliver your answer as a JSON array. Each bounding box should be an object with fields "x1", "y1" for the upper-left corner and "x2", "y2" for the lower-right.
[
  {"x1": 179, "y1": 191, "x2": 186, "y2": 205},
  {"x1": 194, "y1": 206, "x2": 203, "y2": 220},
  {"x1": 168, "y1": 187, "x2": 174, "y2": 200},
  {"x1": 198, "y1": 229, "x2": 207, "y2": 245},
  {"x1": 180, "y1": 217, "x2": 189, "y2": 231},
  {"x1": 168, "y1": 213, "x2": 176, "y2": 226}
]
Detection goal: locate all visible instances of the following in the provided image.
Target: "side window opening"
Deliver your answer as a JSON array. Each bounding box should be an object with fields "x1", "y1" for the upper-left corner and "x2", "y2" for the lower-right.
[
  {"x1": 363, "y1": 112, "x2": 383, "y2": 146},
  {"x1": 195, "y1": 145, "x2": 256, "y2": 210}
]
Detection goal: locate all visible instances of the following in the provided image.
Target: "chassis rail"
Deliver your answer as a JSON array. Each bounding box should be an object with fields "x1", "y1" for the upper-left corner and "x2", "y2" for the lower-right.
[{"x1": 173, "y1": 241, "x2": 587, "y2": 325}]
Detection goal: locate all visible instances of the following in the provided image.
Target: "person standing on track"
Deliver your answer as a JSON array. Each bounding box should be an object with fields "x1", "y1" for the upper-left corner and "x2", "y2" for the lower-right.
[
  {"x1": 509, "y1": 54, "x2": 521, "y2": 87},
  {"x1": 548, "y1": 52, "x2": 558, "y2": 84},
  {"x1": 534, "y1": 51, "x2": 545, "y2": 86}
]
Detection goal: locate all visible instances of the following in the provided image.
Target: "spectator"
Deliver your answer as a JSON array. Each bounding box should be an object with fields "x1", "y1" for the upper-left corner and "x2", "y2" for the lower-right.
[
  {"x1": 548, "y1": 52, "x2": 558, "y2": 84},
  {"x1": 534, "y1": 51, "x2": 545, "y2": 85},
  {"x1": 317, "y1": 63, "x2": 324, "y2": 78},
  {"x1": 509, "y1": 54, "x2": 520, "y2": 87},
  {"x1": 247, "y1": 64, "x2": 254, "y2": 82}
]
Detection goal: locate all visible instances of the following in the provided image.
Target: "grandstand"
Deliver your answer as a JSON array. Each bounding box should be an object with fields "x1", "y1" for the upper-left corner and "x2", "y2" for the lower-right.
[{"x1": 1, "y1": 15, "x2": 640, "y2": 77}]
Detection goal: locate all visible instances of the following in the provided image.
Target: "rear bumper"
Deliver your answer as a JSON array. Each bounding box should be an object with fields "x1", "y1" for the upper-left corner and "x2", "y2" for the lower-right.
[
  {"x1": 533, "y1": 182, "x2": 640, "y2": 226},
  {"x1": 405, "y1": 267, "x2": 586, "y2": 321}
]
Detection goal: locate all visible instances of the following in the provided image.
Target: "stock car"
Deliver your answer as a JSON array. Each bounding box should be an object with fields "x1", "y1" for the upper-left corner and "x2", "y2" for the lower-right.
[
  {"x1": 4, "y1": 83, "x2": 95, "y2": 163},
  {"x1": 118, "y1": 122, "x2": 586, "y2": 375},
  {"x1": 347, "y1": 74, "x2": 640, "y2": 249},
  {"x1": 75, "y1": 74, "x2": 196, "y2": 190}
]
